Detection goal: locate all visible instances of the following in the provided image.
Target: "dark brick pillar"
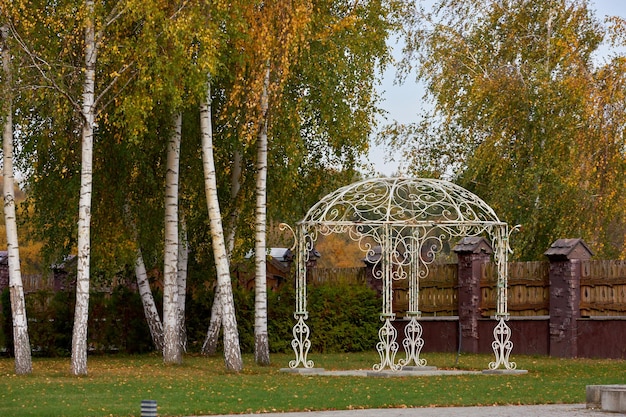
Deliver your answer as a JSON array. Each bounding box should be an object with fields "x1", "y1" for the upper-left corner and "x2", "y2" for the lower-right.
[
  {"x1": 453, "y1": 237, "x2": 493, "y2": 354},
  {"x1": 545, "y1": 239, "x2": 593, "y2": 358}
]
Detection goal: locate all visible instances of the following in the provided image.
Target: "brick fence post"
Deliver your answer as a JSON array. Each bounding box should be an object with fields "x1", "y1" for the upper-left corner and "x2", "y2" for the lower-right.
[
  {"x1": 544, "y1": 238, "x2": 593, "y2": 358},
  {"x1": 453, "y1": 237, "x2": 493, "y2": 354}
]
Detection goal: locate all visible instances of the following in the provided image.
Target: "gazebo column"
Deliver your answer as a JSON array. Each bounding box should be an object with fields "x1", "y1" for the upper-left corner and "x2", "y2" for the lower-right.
[
  {"x1": 289, "y1": 227, "x2": 313, "y2": 369},
  {"x1": 400, "y1": 236, "x2": 427, "y2": 368},
  {"x1": 373, "y1": 225, "x2": 400, "y2": 371},
  {"x1": 484, "y1": 226, "x2": 526, "y2": 373}
]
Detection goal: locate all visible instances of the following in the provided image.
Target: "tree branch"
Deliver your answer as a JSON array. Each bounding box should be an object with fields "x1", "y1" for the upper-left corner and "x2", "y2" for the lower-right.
[{"x1": 8, "y1": 22, "x2": 83, "y2": 116}]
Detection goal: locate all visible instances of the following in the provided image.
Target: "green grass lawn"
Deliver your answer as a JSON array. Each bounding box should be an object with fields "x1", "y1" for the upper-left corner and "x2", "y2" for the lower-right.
[{"x1": 0, "y1": 352, "x2": 624, "y2": 417}]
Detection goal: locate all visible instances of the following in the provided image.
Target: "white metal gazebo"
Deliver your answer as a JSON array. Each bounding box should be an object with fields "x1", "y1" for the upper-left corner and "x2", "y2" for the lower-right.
[{"x1": 282, "y1": 177, "x2": 519, "y2": 372}]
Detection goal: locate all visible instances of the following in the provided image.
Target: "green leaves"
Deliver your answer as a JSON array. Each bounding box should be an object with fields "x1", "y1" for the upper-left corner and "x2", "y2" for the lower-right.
[{"x1": 392, "y1": 0, "x2": 626, "y2": 260}]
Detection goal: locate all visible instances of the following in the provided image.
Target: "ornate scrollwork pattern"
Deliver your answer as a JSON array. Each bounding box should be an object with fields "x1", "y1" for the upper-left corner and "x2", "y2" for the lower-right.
[
  {"x1": 301, "y1": 178, "x2": 502, "y2": 226},
  {"x1": 488, "y1": 317, "x2": 517, "y2": 370},
  {"x1": 399, "y1": 316, "x2": 427, "y2": 367},
  {"x1": 289, "y1": 314, "x2": 314, "y2": 369},
  {"x1": 287, "y1": 177, "x2": 515, "y2": 371},
  {"x1": 279, "y1": 223, "x2": 297, "y2": 251},
  {"x1": 373, "y1": 318, "x2": 401, "y2": 371}
]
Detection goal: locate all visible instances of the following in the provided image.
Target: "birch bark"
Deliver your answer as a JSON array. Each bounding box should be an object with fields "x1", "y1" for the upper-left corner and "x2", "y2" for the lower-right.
[
  {"x1": 202, "y1": 149, "x2": 242, "y2": 356},
  {"x1": 1, "y1": 23, "x2": 32, "y2": 375},
  {"x1": 163, "y1": 112, "x2": 182, "y2": 364},
  {"x1": 135, "y1": 247, "x2": 164, "y2": 352},
  {"x1": 200, "y1": 82, "x2": 243, "y2": 371},
  {"x1": 254, "y1": 67, "x2": 270, "y2": 365},
  {"x1": 226, "y1": 150, "x2": 243, "y2": 255},
  {"x1": 201, "y1": 284, "x2": 221, "y2": 356},
  {"x1": 177, "y1": 220, "x2": 189, "y2": 352},
  {"x1": 71, "y1": 0, "x2": 97, "y2": 376}
]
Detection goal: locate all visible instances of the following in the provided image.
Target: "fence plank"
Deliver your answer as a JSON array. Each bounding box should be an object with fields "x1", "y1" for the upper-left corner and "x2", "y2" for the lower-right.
[{"x1": 581, "y1": 260, "x2": 626, "y2": 316}]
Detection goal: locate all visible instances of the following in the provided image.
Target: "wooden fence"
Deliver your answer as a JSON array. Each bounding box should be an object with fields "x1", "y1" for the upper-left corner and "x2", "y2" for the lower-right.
[
  {"x1": 481, "y1": 261, "x2": 550, "y2": 316},
  {"x1": 22, "y1": 274, "x2": 51, "y2": 293},
  {"x1": 394, "y1": 264, "x2": 458, "y2": 316},
  {"x1": 311, "y1": 260, "x2": 626, "y2": 317},
  {"x1": 581, "y1": 260, "x2": 626, "y2": 316},
  {"x1": 307, "y1": 267, "x2": 367, "y2": 285},
  {"x1": 7, "y1": 260, "x2": 626, "y2": 317}
]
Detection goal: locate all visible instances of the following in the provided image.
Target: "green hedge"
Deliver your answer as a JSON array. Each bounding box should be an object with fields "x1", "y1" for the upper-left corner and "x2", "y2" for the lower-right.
[
  {"x1": 184, "y1": 282, "x2": 380, "y2": 354},
  {"x1": 307, "y1": 283, "x2": 380, "y2": 352},
  {"x1": 1, "y1": 288, "x2": 153, "y2": 357},
  {"x1": 1, "y1": 289, "x2": 12, "y2": 355},
  {"x1": 1, "y1": 281, "x2": 380, "y2": 356}
]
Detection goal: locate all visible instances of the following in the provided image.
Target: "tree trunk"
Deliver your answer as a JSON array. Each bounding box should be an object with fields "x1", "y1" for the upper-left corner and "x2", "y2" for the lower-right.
[
  {"x1": 226, "y1": 150, "x2": 243, "y2": 255},
  {"x1": 200, "y1": 82, "x2": 243, "y2": 372},
  {"x1": 177, "y1": 219, "x2": 189, "y2": 352},
  {"x1": 71, "y1": 0, "x2": 97, "y2": 376},
  {"x1": 135, "y1": 247, "x2": 164, "y2": 352},
  {"x1": 254, "y1": 67, "x2": 271, "y2": 365},
  {"x1": 1, "y1": 24, "x2": 33, "y2": 375},
  {"x1": 202, "y1": 149, "x2": 242, "y2": 356},
  {"x1": 201, "y1": 288, "x2": 221, "y2": 355},
  {"x1": 163, "y1": 112, "x2": 182, "y2": 365}
]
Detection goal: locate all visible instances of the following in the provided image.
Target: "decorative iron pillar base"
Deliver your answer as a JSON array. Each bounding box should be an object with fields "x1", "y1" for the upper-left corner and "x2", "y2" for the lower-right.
[
  {"x1": 373, "y1": 317, "x2": 401, "y2": 371},
  {"x1": 488, "y1": 317, "x2": 517, "y2": 370},
  {"x1": 289, "y1": 313, "x2": 314, "y2": 369},
  {"x1": 399, "y1": 315, "x2": 427, "y2": 367}
]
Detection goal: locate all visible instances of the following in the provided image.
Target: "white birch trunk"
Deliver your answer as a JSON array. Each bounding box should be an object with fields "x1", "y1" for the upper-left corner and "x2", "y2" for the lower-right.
[
  {"x1": 177, "y1": 219, "x2": 188, "y2": 352},
  {"x1": 163, "y1": 112, "x2": 182, "y2": 365},
  {"x1": 202, "y1": 149, "x2": 242, "y2": 356},
  {"x1": 1, "y1": 24, "x2": 33, "y2": 375},
  {"x1": 135, "y1": 247, "x2": 164, "y2": 352},
  {"x1": 200, "y1": 82, "x2": 243, "y2": 371},
  {"x1": 201, "y1": 284, "x2": 221, "y2": 356},
  {"x1": 71, "y1": 0, "x2": 97, "y2": 376},
  {"x1": 226, "y1": 150, "x2": 243, "y2": 255},
  {"x1": 254, "y1": 67, "x2": 271, "y2": 365}
]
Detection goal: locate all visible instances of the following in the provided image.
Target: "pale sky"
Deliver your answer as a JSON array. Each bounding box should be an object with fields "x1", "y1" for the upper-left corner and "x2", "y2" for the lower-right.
[{"x1": 368, "y1": 0, "x2": 626, "y2": 176}]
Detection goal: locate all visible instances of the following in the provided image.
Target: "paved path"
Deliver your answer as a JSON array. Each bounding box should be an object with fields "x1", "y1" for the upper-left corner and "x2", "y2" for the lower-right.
[
  {"x1": 199, "y1": 404, "x2": 614, "y2": 417},
  {"x1": 278, "y1": 367, "x2": 529, "y2": 377}
]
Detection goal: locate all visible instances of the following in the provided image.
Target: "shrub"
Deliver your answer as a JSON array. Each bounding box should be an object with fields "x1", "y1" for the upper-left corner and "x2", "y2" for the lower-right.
[
  {"x1": 307, "y1": 282, "x2": 380, "y2": 352},
  {"x1": 185, "y1": 281, "x2": 379, "y2": 355},
  {"x1": 3, "y1": 280, "x2": 380, "y2": 357},
  {"x1": 104, "y1": 286, "x2": 153, "y2": 354},
  {"x1": 1, "y1": 288, "x2": 12, "y2": 355}
]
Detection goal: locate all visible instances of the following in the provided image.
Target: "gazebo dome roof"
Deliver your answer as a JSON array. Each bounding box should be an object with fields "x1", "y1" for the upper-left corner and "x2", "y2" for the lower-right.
[{"x1": 301, "y1": 177, "x2": 503, "y2": 226}]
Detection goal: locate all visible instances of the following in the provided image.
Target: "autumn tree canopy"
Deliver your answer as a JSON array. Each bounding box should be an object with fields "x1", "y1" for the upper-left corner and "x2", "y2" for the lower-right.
[
  {"x1": 1, "y1": 0, "x2": 406, "y2": 275},
  {"x1": 386, "y1": 0, "x2": 626, "y2": 260}
]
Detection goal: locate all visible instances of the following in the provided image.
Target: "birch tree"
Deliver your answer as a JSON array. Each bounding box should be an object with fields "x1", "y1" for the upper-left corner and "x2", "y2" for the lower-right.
[
  {"x1": 254, "y1": 66, "x2": 270, "y2": 365},
  {"x1": 177, "y1": 220, "x2": 188, "y2": 352},
  {"x1": 5, "y1": 0, "x2": 145, "y2": 375},
  {"x1": 200, "y1": 82, "x2": 243, "y2": 372},
  {"x1": 200, "y1": 0, "x2": 401, "y2": 359},
  {"x1": 1, "y1": 23, "x2": 32, "y2": 376},
  {"x1": 69, "y1": 0, "x2": 98, "y2": 376},
  {"x1": 162, "y1": 112, "x2": 182, "y2": 364},
  {"x1": 223, "y1": 0, "x2": 312, "y2": 365},
  {"x1": 135, "y1": 247, "x2": 164, "y2": 351},
  {"x1": 201, "y1": 149, "x2": 243, "y2": 356},
  {"x1": 201, "y1": 278, "x2": 222, "y2": 356},
  {"x1": 392, "y1": 0, "x2": 626, "y2": 259}
]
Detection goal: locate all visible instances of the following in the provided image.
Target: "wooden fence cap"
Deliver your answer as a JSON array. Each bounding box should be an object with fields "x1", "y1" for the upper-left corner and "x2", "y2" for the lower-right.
[
  {"x1": 452, "y1": 237, "x2": 493, "y2": 254},
  {"x1": 544, "y1": 238, "x2": 593, "y2": 260}
]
